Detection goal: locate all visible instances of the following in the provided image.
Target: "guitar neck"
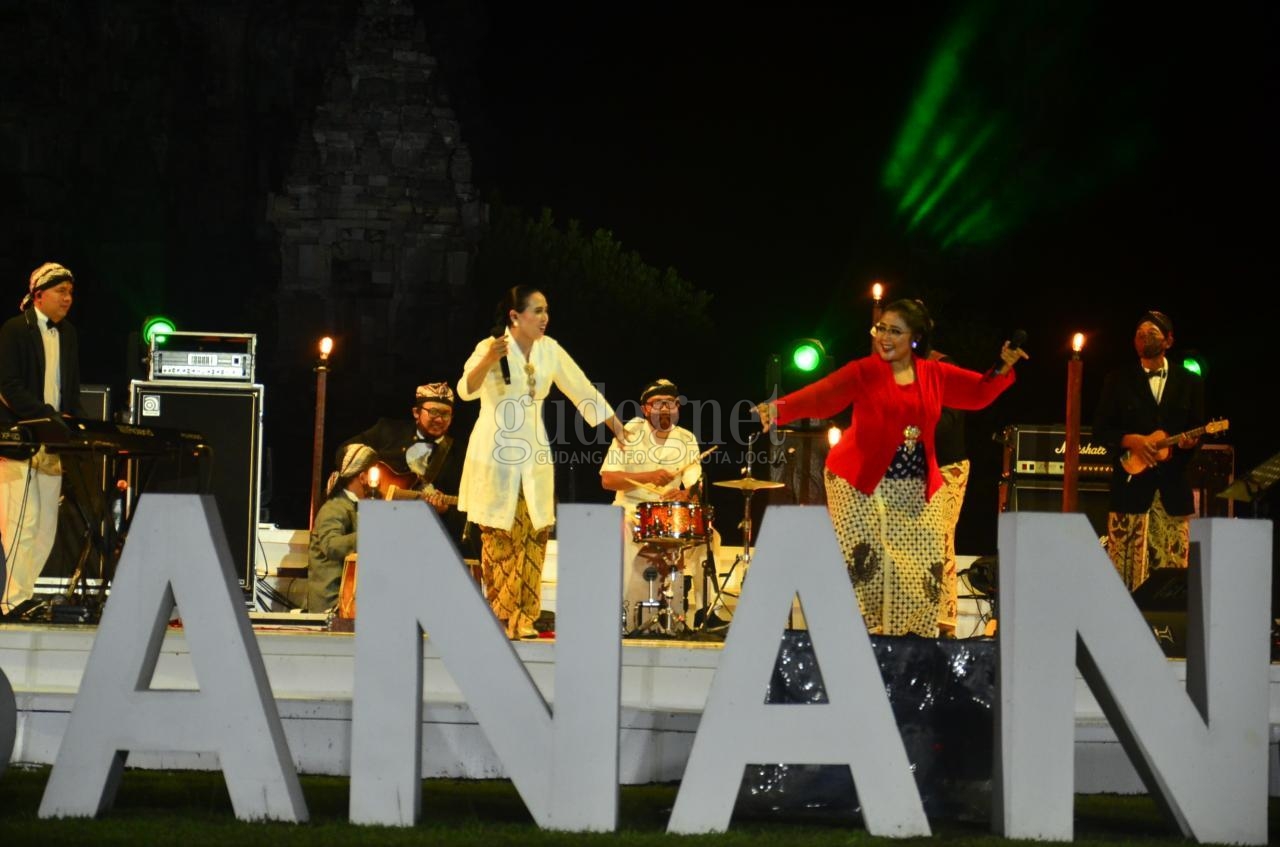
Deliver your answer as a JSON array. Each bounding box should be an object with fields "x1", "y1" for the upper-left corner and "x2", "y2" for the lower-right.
[
  {"x1": 373, "y1": 462, "x2": 456, "y2": 504},
  {"x1": 1156, "y1": 424, "x2": 1209, "y2": 448}
]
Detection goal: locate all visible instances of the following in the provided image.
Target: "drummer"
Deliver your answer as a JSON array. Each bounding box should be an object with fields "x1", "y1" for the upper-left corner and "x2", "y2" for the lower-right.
[{"x1": 600, "y1": 378, "x2": 708, "y2": 634}]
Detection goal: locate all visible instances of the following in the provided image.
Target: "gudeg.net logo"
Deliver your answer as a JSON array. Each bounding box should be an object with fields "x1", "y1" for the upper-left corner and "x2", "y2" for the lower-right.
[{"x1": 487, "y1": 394, "x2": 781, "y2": 466}]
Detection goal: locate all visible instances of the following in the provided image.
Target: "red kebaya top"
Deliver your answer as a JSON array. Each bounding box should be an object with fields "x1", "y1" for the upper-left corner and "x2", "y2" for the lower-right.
[{"x1": 775, "y1": 354, "x2": 1015, "y2": 500}]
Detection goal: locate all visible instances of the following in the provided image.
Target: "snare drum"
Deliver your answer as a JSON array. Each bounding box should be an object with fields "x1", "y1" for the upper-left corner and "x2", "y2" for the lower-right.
[{"x1": 633, "y1": 500, "x2": 713, "y2": 546}]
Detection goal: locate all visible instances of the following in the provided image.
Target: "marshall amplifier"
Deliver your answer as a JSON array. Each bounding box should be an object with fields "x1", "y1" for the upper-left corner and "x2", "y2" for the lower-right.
[
  {"x1": 1000, "y1": 424, "x2": 1113, "y2": 537},
  {"x1": 1004, "y1": 424, "x2": 1111, "y2": 477}
]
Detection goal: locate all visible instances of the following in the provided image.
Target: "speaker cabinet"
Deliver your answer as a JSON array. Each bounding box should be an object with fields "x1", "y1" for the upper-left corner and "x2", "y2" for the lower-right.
[
  {"x1": 1132, "y1": 568, "x2": 1189, "y2": 658},
  {"x1": 1131, "y1": 567, "x2": 1188, "y2": 610},
  {"x1": 79, "y1": 384, "x2": 111, "y2": 421},
  {"x1": 129, "y1": 380, "x2": 263, "y2": 590},
  {"x1": 1005, "y1": 478, "x2": 1111, "y2": 537},
  {"x1": 765, "y1": 429, "x2": 832, "y2": 506},
  {"x1": 1189, "y1": 443, "x2": 1234, "y2": 517}
]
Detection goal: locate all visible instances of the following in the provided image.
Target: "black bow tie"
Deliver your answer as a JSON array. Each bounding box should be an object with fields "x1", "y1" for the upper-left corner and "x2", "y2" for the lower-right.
[
  {"x1": 1146, "y1": 369, "x2": 1165, "y2": 380},
  {"x1": 45, "y1": 320, "x2": 59, "y2": 333}
]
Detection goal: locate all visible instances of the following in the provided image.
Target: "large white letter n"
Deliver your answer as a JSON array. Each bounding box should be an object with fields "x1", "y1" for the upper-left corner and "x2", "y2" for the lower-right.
[
  {"x1": 996, "y1": 513, "x2": 1271, "y2": 844},
  {"x1": 349, "y1": 502, "x2": 622, "y2": 831}
]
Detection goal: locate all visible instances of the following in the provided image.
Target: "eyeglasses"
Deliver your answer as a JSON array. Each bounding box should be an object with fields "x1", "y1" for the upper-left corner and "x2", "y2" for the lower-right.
[
  {"x1": 646, "y1": 399, "x2": 679, "y2": 411},
  {"x1": 420, "y1": 408, "x2": 452, "y2": 419},
  {"x1": 524, "y1": 362, "x2": 536, "y2": 398},
  {"x1": 870, "y1": 323, "x2": 909, "y2": 339}
]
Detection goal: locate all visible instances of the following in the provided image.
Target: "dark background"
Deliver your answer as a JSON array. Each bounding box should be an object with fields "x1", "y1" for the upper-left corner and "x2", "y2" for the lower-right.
[{"x1": 2, "y1": 2, "x2": 1276, "y2": 567}]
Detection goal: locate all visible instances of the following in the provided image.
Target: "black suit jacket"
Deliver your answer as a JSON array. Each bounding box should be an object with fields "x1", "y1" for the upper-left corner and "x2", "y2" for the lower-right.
[
  {"x1": 0, "y1": 309, "x2": 84, "y2": 458},
  {"x1": 339, "y1": 418, "x2": 472, "y2": 555},
  {"x1": 1092, "y1": 362, "x2": 1205, "y2": 516}
]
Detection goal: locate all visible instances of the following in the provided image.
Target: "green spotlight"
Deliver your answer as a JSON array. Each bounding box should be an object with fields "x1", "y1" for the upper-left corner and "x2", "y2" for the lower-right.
[
  {"x1": 790, "y1": 339, "x2": 825, "y2": 373},
  {"x1": 1180, "y1": 350, "x2": 1206, "y2": 377},
  {"x1": 142, "y1": 315, "x2": 177, "y2": 346}
]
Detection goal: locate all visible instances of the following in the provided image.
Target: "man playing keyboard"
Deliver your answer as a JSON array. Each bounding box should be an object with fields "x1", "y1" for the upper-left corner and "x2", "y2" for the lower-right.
[{"x1": 0, "y1": 262, "x2": 84, "y2": 618}]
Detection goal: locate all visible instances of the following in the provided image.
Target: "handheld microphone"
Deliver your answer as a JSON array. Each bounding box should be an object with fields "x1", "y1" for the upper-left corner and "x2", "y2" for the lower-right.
[
  {"x1": 986, "y1": 329, "x2": 1027, "y2": 379},
  {"x1": 491, "y1": 324, "x2": 511, "y2": 385}
]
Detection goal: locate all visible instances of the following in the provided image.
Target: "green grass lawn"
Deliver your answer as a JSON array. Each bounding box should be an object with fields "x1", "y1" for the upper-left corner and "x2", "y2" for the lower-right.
[{"x1": 0, "y1": 765, "x2": 1274, "y2": 846}]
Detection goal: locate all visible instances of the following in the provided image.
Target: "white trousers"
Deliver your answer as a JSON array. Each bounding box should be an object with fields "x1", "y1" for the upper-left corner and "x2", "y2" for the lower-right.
[{"x1": 0, "y1": 452, "x2": 62, "y2": 614}]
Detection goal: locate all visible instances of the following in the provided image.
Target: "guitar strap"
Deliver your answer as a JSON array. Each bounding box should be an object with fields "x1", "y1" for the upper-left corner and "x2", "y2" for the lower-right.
[{"x1": 419, "y1": 434, "x2": 453, "y2": 488}]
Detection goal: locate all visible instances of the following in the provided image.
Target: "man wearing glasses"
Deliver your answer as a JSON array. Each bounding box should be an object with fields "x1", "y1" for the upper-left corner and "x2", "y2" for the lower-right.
[
  {"x1": 601, "y1": 379, "x2": 710, "y2": 635},
  {"x1": 339, "y1": 382, "x2": 473, "y2": 557}
]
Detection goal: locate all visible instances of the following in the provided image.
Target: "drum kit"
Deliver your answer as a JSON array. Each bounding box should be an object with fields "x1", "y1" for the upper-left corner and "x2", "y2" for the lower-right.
[
  {"x1": 625, "y1": 434, "x2": 785, "y2": 638},
  {"x1": 627, "y1": 500, "x2": 712, "y2": 636}
]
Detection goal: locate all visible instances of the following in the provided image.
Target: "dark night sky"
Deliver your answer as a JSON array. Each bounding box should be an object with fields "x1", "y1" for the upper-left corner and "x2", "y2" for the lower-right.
[
  {"x1": 441, "y1": 1, "x2": 1277, "y2": 552},
  {"x1": 453, "y1": 2, "x2": 1276, "y2": 378},
  {"x1": 4, "y1": 1, "x2": 1277, "y2": 553}
]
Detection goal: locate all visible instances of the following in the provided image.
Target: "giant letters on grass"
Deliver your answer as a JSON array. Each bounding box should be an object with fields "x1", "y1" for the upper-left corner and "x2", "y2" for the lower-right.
[{"x1": 21, "y1": 496, "x2": 1272, "y2": 842}]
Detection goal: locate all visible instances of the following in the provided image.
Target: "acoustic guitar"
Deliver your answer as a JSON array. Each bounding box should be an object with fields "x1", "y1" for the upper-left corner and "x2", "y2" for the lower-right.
[
  {"x1": 1119, "y1": 419, "x2": 1229, "y2": 476},
  {"x1": 369, "y1": 461, "x2": 458, "y2": 506}
]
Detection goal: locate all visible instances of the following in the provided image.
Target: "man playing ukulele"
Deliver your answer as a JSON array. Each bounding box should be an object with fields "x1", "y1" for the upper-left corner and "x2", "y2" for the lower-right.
[{"x1": 1093, "y1": 311, "x2": 1207, "y2": 590}]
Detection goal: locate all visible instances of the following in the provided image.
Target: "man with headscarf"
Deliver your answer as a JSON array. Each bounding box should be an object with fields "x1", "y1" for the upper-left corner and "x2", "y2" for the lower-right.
[
  {"x1": 308, "y1": 443, "x2": 378, "y2": 613},
  {"x1": 1093, "y1": 310, "x2": 1205, "y2": 590},
  {"x1": 0, "y1": 262, "x2": 84, "y2": 618},
  {"x1": 339, "y1": 381, "x2": 472, "y2": 557}
]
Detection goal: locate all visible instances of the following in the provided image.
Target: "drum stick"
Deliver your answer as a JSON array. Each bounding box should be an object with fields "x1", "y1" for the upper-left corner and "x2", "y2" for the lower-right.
[
  {"x1": 622, "y1": 478, "x2": 667, "y2": 494},
  {"x1": 673, "y1": 445, "x2": 719, "y2": 477},
  {"x1": 622, "y1": 446, "x2": 719, "y2": 495}
]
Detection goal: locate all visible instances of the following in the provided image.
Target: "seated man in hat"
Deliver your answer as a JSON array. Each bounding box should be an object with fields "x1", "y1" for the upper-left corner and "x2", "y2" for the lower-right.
[
  {"x1": 308, "y1": 443, "x2": 377, "y2": 613},
  {"x1": 600, "y1": 379, "x2": 712, "y2": 635},
  {"x1": 339, "y1": 382, "x2": 473, "y2": 558}
]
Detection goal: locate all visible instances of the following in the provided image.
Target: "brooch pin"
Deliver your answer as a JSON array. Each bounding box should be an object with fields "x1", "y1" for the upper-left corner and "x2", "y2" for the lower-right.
[{"x1": 903, "y1": 425, "x2": 921, "y2": 451}]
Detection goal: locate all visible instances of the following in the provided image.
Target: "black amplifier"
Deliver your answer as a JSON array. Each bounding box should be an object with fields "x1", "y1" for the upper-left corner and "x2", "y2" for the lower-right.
[
  {"x1": 1004, "y1": 424, "x2": 1111, "y2": 477},
  {"x1": 149, "y1": 331, "x2": 256, "y2": 382}
]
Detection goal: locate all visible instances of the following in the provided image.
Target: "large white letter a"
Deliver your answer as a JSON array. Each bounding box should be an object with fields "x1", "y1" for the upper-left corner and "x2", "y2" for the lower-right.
[{"x1": 38, "y1": 494, "x2": 306, "y2": 822}]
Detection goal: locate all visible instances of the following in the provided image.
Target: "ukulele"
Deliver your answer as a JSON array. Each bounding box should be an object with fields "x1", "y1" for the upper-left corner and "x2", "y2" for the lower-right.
[
  {"x1": 1119, "y1": 419, "x2": 1229, "y2": 476},
  {"x1": 368, "y1": 461, "x2": 458, "y2": 506}
]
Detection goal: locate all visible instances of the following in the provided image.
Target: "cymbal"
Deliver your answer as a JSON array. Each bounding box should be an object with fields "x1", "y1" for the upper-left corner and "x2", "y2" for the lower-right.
[{"x1": 713, "y1": 477, "x2": 785, "y2": 491}]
